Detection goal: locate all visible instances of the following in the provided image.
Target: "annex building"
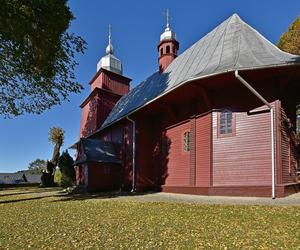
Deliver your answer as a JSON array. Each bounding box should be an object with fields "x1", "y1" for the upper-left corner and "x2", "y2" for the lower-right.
[{"x1": 74, "y1": 13, "x2": 300, "y2": 198}]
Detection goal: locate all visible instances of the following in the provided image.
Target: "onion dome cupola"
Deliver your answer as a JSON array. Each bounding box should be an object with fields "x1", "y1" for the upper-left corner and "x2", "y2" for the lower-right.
[
  {"x1": 97, "y1": 24, "x2": 123, "y2": 75},
  {"x1": 158, "y1": 9, "x2": 179, "y2": 73}
]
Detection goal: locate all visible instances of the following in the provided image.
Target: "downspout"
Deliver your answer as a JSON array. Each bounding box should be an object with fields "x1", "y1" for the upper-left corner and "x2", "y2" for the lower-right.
[
  {"x1": 235, "y1": 70, "x2": 276, "y2": 199},
  {"x1": 126, "y1": 116, "x2": 136, "y2": 192}
]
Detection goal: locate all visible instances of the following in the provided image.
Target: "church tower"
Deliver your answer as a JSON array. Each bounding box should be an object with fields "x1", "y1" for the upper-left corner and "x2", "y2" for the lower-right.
[
  {"x1": 157, "y1": 9, "x2": 179, "y2": 73},
  {"x1": 79, "y1": 25, "x2": 131, "y2": 138}
]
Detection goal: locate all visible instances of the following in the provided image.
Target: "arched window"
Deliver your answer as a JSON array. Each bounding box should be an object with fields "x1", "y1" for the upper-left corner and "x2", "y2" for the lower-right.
[
  {"x1": 166, "y1": 45, "x2": 170, "y2": 54},
  {"x1": 160, "y1": 48, "x2": 163, "y2": 56},
  {"x1": 219, "y1": 109, "x2": 234, "y2": 135},
  {"x1": 173, "y1": 46, "x2": 176, "y2": 54},
  {"x1": 183, "y1": 131, "x2": 191, "y2": 152}
]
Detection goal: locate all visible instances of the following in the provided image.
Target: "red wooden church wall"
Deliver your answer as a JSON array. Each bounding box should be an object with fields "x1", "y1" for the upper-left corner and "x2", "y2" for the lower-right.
[
  {"x1": 212, "y1": 104, "x2": 275, "y2": 186},
  {"x1": 90, "y1": 70, "x2": 130, "y2": 95},
  {"x1": 195, "y1": 114, "x2": 212, "y2": 187},
  {"x1": 280, "y1": 104, "x2": 298, "y2": 184},
  {"x1": 79, "y1": 96, "x2": 98, "y2": 138},
  {"x1": 136, "y1": 119, "x2": 157, "y2": 190},
  {"x1": 164, "y1": 121, "x2": 191, "y2": 186},
  {"x1": 99, "y1": 122, "x2": 133, "y2": 190},
  {"x1": 88, "y1": 163, "x2": 121, "y2": 192}
]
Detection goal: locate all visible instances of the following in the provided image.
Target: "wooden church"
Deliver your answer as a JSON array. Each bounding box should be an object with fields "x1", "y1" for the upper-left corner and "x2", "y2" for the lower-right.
[{"x1": 74, "y1": 13, "x2": 300, "y2": 198}]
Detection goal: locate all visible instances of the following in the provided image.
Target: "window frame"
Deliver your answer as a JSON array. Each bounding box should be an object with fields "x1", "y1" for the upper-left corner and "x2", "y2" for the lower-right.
[
  {"x1": 182, "y1": 130, "x2": 191, "y2": 153},
  {"x1": 217, "y1": 109, "x2": 236, "y2": 138}
]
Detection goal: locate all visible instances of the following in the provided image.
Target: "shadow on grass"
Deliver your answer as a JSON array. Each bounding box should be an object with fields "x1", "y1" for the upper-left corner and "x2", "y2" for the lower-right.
[
  {"x1": 52, "y1": 190, "x2": 159, "y2": 203},
  {"x1": 0, "y1": 187, "x2": 63, "y2": 198},
  {"x1": 0, "y1": 191, "x2": 40, "y2": 197},
  {"x1": 0, "y1": 195, "x2": 55, "y2": 204}
]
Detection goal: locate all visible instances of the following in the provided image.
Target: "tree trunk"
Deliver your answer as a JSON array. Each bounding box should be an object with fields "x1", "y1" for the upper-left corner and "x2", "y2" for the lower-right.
[{"x1": 51, "y1": 143, "x2": 61, "y2": 166}]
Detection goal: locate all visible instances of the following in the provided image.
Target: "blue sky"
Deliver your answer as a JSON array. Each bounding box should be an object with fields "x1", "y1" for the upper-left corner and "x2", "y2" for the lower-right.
[{"x1": 0, "y1": 0, "x2": 299, "y2": 173}]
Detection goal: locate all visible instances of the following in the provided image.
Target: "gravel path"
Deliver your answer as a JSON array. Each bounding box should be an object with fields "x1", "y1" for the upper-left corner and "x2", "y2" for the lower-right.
[
  {"x1": 2, "y1": 187, "x2": 299, "y2": 206},
  {"x1": 116, "y1": 192, "x2": 300, "y2": 206}
]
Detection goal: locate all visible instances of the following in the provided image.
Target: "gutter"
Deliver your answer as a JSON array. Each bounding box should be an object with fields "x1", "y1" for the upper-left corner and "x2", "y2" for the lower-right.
[
  {"x1": 235, "y1": 70, "x2": 276, "y2": 199},
  {"x1": 126, "y1": 116, "x2": 136, "y2": 192}
]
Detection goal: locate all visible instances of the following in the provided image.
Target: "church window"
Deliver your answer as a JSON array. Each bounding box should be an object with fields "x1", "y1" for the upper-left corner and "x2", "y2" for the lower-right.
[
  {"x1": 166, "y1": 45, "x2": 170, "y2": 54},
  {"x1": 183, "y1": 131, "x2": 191, "y2": 152},
  {"x1": 219, "y1": 109, "x2": 234, "y2": 136},
  {"x1": 160, "y1": 48, "x2": 163, "y2": 56}
]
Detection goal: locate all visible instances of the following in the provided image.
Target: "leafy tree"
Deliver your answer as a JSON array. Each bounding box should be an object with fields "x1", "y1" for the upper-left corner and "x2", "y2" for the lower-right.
[
  {"x1": 28, "y1": 158, "x2": 47, "y2": 174},
  {"x1": 277, "y1": 16, "x2": 300, "y2": 55},
  {"x1": 58, "y1": 150, "x2": 75, "y2": 187},
  {"x1": 0, "y1": 0, "x2": 86, "y2": 117}
]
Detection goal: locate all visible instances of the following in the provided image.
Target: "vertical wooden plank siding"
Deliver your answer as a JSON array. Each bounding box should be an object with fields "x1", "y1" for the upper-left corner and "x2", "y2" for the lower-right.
[
  {"x1": 212, "y1": 105, "x2": 275, "y2": 186},
  {"x1": 91, "y1": 71, "x2": 129, "y2": 95},
  {"x1": 136, "y1": 120, "x2": 156, "y2": 189},
  {"x1": 195, "y1": 113, "x2": 212, "y2": 187},
  {"x1": 96, "y1": 92, "x2": 121, "y2": 129},
  {"x1": 79, "y1": 96, "x2": 98, "y2": 138},
  {"x1": 79, "y1": 103, "x2": 90, "y2": 138},
  {"x1": 275, "y1": 101, "x2": 282, "y2": 184},
  {"x1": 101, "y1": 73, "x2": 130, "y2": 96},
  {"x1": 281, "y1": 106, "x2": 298, "y2": 183},
  {"x1": 123, "y1": 123, "x2": 133, "y2": 190},
  {"x1": 165, "y1": 121, "x2": 191, "y2": 186},
  {"x1": 87, "y1": 163, "x2": 121, "y2": 191},
  {"x1": 189, "y1": 117, "x2": 196, "y2": 186}
]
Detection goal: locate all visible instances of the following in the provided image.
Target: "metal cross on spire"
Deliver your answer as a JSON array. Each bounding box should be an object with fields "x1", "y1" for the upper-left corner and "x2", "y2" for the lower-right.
[
  {"x1": 108, "y1": 24, "x2": 112, "y2": 46},
  {"x1": 106, "y1": 24, "x2": 114, "y2": 54},
  {"x1": 165, "y1": 9, "x2": 172, "y2": 30}
]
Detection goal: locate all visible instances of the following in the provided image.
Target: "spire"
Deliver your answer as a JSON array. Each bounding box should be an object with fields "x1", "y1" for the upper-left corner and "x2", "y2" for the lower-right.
[
  {"x1": 106, "y1": 24, "x2": 114, "y2": 54},
  {"x1": 160, "y1": 9, "x2": 176, "y2": 41},
  {"x1": 165, "y1": 8, "x2": 170, "y2": 31},
  {"x1": 97, "y1": 24, "x2": 123, "y2": 75}
]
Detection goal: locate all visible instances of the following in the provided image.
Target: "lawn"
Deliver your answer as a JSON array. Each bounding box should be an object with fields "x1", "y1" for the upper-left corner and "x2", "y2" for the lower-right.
[{"x1": 0, "y1": 187, "x2": 299, "y2": 249}]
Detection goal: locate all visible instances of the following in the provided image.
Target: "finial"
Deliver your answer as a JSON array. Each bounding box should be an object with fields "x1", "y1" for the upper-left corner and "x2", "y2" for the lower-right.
[
  {"x1": 165, "y1": 9, "x2": 171, "y2": 30},
  {"x1": 108, "y1": 24, "x2": 112, "y2": 46},
  {"x1": 160, "y1": 8, "x2": 176, "y2": 41},
  {"x1": 106, "y1": 24, "x2": 114, "y2": 54}
]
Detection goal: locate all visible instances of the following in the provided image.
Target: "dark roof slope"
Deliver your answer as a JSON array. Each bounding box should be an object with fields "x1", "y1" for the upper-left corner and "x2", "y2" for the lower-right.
[
  {"x1": 0, "y1": 173, "x2": 41, "y2": 184},
  {"x1": 75, "y1": 138, "x2": 121, "y2": 165},
  {"x1": 100, "y1": 13, "x2": 300, "y2": 130}
]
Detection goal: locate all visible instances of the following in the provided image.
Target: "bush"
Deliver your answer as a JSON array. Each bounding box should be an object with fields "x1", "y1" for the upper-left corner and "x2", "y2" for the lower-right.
[
  {"x1": 58, "y1": 150, "x2": 75, "y2": 187},
  {"x1": 54, "y1": 168, "x2": 62, "y2": 186}
]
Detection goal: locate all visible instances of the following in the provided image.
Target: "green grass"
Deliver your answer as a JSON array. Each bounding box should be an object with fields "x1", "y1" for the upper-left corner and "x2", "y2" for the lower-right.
[{"x1": 0, "y1": 187, "x2": 300, "y2": 249}]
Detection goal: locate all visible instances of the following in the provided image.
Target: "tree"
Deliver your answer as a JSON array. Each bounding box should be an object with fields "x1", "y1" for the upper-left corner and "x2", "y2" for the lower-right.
[
  {"x1": 28, "y1": 158, "x2": 47, "y2": 174},
  {"x1": 49, "y1": 127, "x2": 65, "y2": 167},
  {"x1": 0, "y1": 0, "x2": 86, "y2": 117},
  {"x1": 277, "y1": 16, "x2": 300, "y2": 55},
  {"x1": 41, "y1": 127, "x2": 65, "y2": 187},
  {"x1": 58, "y1": 150, "x2": 75, "y2": 187}
]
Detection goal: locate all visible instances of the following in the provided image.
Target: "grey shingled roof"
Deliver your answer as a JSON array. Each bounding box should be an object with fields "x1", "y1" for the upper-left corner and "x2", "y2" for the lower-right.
[
  {"x1": 100, "y1": 13, "x2": 300, "y2": 130},
  {"x1": 0, "y1": 173, "x2": 41, "y2": 184},
  {"x1": 75, "y1": 138, "x2": 121, "y2": 165}
]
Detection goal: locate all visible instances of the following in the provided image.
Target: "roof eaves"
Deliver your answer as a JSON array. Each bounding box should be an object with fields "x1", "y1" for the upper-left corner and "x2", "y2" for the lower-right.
[{"x1": 91, "y1": 61, "x2": 300, "y2": 135}]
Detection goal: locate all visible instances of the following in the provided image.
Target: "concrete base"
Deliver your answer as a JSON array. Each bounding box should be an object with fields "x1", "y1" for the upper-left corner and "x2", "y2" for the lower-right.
[{"x1": 161, "y1": 183, "x2": 300, "y2": 198}]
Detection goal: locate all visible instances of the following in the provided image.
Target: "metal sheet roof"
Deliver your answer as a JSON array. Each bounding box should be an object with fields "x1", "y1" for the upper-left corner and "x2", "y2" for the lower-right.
[
  {"x1": 0, "y1": 173, "x2": 41, "y2": 184},
  {"x1": 100, "y1": 13, "x2": 300, "y2": 130},
  {"x1": 75, "y1": 138, "x2": 121, "y2": 165}
]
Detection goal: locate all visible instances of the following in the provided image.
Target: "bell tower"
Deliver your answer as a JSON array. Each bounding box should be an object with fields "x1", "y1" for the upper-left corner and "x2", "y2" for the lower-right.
[
  {"x1": 79, "y1": 25, "x2": 131, "y2": 138},
  {"x1": 157, "y1": 9, "x2": 179, "y2": 73}
]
